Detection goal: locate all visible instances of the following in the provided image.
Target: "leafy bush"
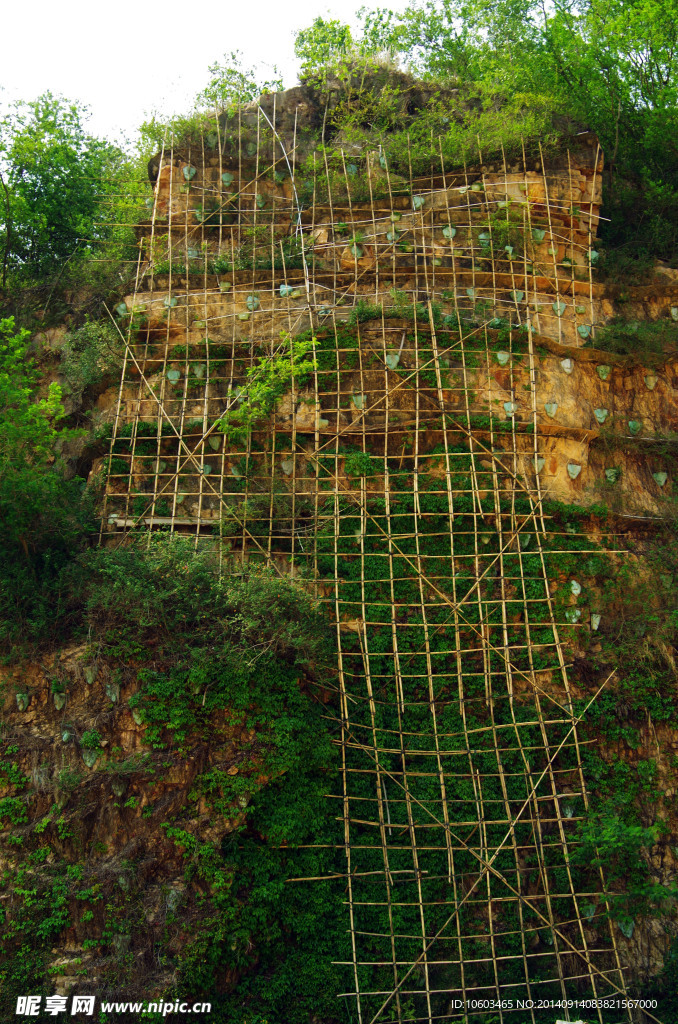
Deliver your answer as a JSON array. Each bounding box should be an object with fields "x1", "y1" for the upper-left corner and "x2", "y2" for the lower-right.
[
  {"x1": 573, "y1": 753, "x2": 678, "y2": 933},
  {"x1": 82, "y1": 535, "x2": 327, "y2": 663},
  {"x1": 218, "y1": 332, "x2": 316, "y2": 445},
  {"x1": 587, "y1": 317, "x2": 678, "y2": 361},
  {"x1": 344, "y1": 451, "x2": 376, "y2": 476},
  {"x1": 80, "y1": 731, "x2": 102, "y2": 750},
  {"x1": 60, "y1": 319, "x2": 123, "y2": 403}
]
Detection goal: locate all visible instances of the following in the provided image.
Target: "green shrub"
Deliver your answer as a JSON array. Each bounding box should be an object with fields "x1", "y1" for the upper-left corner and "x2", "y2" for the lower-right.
[
  {"x1": 344, "y1": 451, "x2": 376, "y2": 476},
  {"x1": 589, "y1": 317, "x2": 678, "y2": 361},
  {"x1": 60, "y1": 319, "x2": 123, "y2": 402},
  {"x1": 80, "y1": 731, "x2": 102, "y2": 750}
]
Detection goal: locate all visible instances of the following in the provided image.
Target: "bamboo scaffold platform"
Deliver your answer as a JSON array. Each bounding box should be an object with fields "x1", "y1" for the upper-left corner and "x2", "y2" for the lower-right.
[{"x1": 98, "y1": 107, "x2": 634, "y2": 1022}]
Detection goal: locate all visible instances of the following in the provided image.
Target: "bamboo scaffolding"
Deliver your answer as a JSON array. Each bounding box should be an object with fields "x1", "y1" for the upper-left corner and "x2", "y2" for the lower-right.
[{"x1": 98, "y1": 125, "x2": 634, "y2": 1023}]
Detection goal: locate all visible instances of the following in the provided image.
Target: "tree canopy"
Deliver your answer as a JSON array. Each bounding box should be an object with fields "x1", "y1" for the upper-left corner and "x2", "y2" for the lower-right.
[
  {"x1": 0, "y1": 94, "x2": 129, "y2": 285},
  {"x1": 295, "y1": 0, "x2": 678, "y2": 268},
  {"x1": 0, "y1": 316, "x2": 94, "y2": 649}
]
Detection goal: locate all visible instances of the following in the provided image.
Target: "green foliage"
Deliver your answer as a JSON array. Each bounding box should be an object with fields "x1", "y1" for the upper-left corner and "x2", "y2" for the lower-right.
[
  {"x1": 139, "y1": 52, "x2": 282, "y2": 154},
  {"x1": 344, "y1": 451, "x2": 376, "y2": 476},
  {"x1": 591, "y1": 531, "x2": 678, "y2": 710},
  {"x1": 0, "y1": 797, "x2": 28, "y2": 827},
  {"x1": 218, "y1": 333, "x2": 316, "y2": 445},
  {"x1": 574, "y1": 753, "x2": 677, "y2": 930},
  {"x1": 347, "y1": 299, "x2": 384, "y2": 324},
  {"x1": 83, "y1": 536, "x2": 327, "y2": 664},
  {"x1": 296, "y1": 0, "x2": 678, "y2": 266},
  {"x1": 0, "y1": 868, "x2": 72, "y2": 1014},
  {"x1": 2, "y1": 445, "x2": 677, "y2": 1017},
  {"x1": 3, "y1": 26, "x2": 678, "y2": 1013},
  {"x1": 5, "y1": 535, "x2": 341, "y2": 1020},
  {"x1": 578, "y1": 810, "x2": 659, "y2": 886},
  {"x1": 0, "y1": 759, "x2": 28, "y2": 789},
  {"x1": 198, "y1": 50, "x2": 283, "y2": 112},
  {"x1": 553, "y1": 527, "x2": 678, "y2": 953},
  {"x1": 60, "y1": 318, "x2": 123, "y2": 402},
  {"x1": 0, "y1": 317, "x2": 63, "y2": 454},
  {"x1": 0, "y1": 526, "x2": 343, "y2": 1021},
  {"x1": 644, "y1": 936, "x2": 678, "y2": 1021},
  {"x1": 80, "y1": 731, "x2": 102, "y2": 750},
  {"x1": 587, "y1": 316, "x2": 678, "y2": 361},
  {"x1": 0, "y1": 93, "x2": 142, "y2": 309},
  {"x1": 294, "y1": 17, "x2": 355, "y2": 81},
  {"x1": 0, "y1": 317, "x2": 95, "y2": 653}
]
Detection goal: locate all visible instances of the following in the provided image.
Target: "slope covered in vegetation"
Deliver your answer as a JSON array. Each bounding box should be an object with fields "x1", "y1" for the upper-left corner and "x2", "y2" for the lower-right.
[{"x1": 1, "y1": 8, "x2": 678, "y2": 1022}]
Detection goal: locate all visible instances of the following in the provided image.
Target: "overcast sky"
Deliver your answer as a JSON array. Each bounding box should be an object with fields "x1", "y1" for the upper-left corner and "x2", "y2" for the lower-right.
[{"x1": 3, "y1": 0, "x2": 408, "y2": 147}]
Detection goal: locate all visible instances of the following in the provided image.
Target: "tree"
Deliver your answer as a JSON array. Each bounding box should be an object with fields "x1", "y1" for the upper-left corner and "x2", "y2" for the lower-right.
[
  {"x1": 198, "y1": 49, "x2": 283, "y2": 111},
  {"x1": 0, "y1": 316, "x2": 93, "y2": 648},
  {"x1": 0, "y1": 93, "x2": 129, "y2": 288},
  {"x1": 294, "y1": 17, "x2": 355, "y2": 81}
]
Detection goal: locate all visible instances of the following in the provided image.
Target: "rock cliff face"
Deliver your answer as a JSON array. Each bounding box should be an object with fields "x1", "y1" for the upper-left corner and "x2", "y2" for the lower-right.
[
  {"x1": 4, "y1": 76, "x2": 678, "y2": 1019},
  {"x1": 148, "y1": 67, "x2": 475, "y2": 183},
  {"x1": 122, "y1": 120, "x2": 677, "y2": 521},
  {"x1": 1, "y1": 642, "x2": 263, "y2": 1001}
]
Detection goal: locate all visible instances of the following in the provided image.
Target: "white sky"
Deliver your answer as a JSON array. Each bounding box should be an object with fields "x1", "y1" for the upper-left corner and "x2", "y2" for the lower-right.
[{"x1": 3, "y1": 0, "x2": 408, "y2": 148}]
